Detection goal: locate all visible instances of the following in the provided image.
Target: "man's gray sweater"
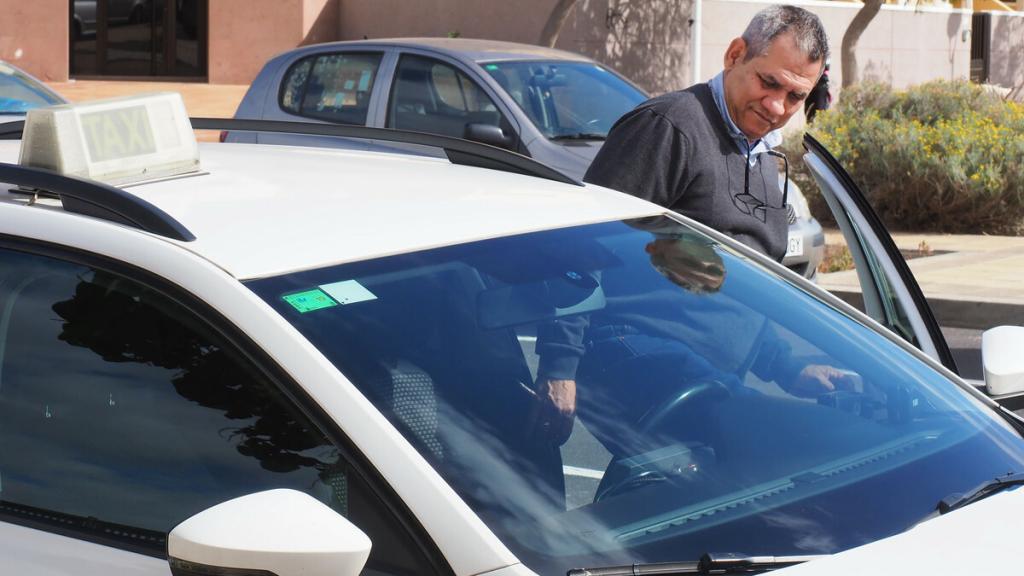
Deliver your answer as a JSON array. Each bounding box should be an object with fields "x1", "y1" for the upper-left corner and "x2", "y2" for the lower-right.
[{"x1": 584, "y1": 83, "x2": 788, "y2": 262}]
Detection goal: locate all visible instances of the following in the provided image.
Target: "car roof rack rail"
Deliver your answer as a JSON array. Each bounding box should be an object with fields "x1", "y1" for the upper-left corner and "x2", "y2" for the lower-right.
[
  {"x1": 0, "y1": 120, "x2": 25, "y2": 140},
  {"x1": 191, "y1": 118, "x2": 584, "y2": 187},
  {"x1": 0, "y1": 162, "x2": 196, "y2": 242}
]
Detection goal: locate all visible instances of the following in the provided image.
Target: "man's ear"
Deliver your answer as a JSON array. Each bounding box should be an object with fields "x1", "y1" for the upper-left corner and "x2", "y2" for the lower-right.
[{"x1": 723, "y1": 38, "x2": 747, "y2": 70}]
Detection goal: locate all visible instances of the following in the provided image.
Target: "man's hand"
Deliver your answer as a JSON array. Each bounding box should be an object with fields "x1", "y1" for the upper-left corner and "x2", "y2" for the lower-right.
[
  {"x1": 526, "y1": 378, "x2": 577, "y2": 446},
  {"x1": 787, "y1": 364, "x2": 859, "y2": 398}
]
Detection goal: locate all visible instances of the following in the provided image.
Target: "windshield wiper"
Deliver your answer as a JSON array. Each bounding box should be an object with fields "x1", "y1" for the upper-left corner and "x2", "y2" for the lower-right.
[
  {"x1": 937, "y1": 471, "x2": 1024, "y2": 515},
  {"x1": 567, "y1": 553, "x2": 826, "y2": 576},
  {"x1": 551, "y1": 132, "x2": 606, "y2": 141}
]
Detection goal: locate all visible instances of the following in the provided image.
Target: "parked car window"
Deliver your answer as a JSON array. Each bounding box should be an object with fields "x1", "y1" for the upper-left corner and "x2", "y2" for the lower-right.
[
  {"x1": 850, "y1": 218, "x2": 919, "y2": 345},
  {"x1": 388, "y1": 54, "x2": 508, "y2": 140},
  {"x1": 280, "y1": 58, "x2": 312, "y2": 114},
  {"x1": 483, "y1": 60, "x2": 646, "y2": 139},
  {"x1": 0, "y1": 247, "x2": 432, "y2": 574},
  {"x1": 278, "y1": 52, "x2": 382, "y2": 125}
]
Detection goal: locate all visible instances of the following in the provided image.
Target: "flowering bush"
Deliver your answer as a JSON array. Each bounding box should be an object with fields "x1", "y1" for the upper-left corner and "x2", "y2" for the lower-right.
[{"x1": 782, "y1": 80, "x2": 1024, "y2": 235}]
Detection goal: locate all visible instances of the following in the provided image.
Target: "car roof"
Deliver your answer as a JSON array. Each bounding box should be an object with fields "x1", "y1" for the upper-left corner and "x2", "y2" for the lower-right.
[
  {"x1": 297, "y1": 37, "x2": 595, "y2": 64},
  {"x1": 0, "y1": 140, "x2": 661, "y2": 280}
]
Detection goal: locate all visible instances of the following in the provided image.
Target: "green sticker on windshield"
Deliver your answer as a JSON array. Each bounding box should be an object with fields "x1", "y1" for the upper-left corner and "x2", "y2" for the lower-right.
[
  {"x1": 485, "y1": 64, "x2": 499, "y2": 70},
  {"x1": 283, "y1": 289, "x2": 338, "y2": 313}
]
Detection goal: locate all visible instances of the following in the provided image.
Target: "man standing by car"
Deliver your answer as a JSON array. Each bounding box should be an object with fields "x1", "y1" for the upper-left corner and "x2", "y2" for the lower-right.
[
  {"x1": 585, "y1": 4, "x2": 828, "y2": 262},
  {"x1": 531, "y1": 6, "x2": 840, "y2": 445}
]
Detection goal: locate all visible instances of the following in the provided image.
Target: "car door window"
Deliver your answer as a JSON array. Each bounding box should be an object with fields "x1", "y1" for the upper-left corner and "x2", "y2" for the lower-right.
[
  {"x1": 279, "y1": 52, "x2": 382, "y2": 125},
  {"x1": 0, "y1": 247, "x2": 433, "y2": 575},
  {"x1": 846, "y1": 217, "x2": 918, "y2": 344},
  {"x1": 387, "y1": 54, "x2": 511, "y2": 141},
  {"x1": 802, "y1": 135, "x2": 955, "y2": 371}
]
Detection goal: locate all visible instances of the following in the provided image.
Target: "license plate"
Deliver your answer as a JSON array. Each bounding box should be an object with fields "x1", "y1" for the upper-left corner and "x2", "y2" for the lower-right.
[{"x1": 785, "y1": 233, "x2": 804, "y2": 258}]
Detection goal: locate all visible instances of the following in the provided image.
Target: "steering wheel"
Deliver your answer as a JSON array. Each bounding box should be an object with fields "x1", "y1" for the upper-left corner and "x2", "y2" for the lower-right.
[
  {"x1": 593, "y1": 380, "x2": 731, "y2": 502},
  {"x1": 595, "y1": 468, "x2": 671, "y2": 502},
  {"x1": 637, "y1": 379, "x2": 732, "y2": 434}
]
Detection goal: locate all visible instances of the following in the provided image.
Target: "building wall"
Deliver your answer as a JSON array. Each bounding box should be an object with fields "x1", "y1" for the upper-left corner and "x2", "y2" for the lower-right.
[
  {"x1": 338, "y1": 0, "x2": 553, "y2": 42},
  {"x1": 701, "y1": 0, "x2": 971, "y2": 90},
  {"x1": 303, "y1": 0, "x2": 341, "y2": 46},
  {"x1": 0, "y1": 0, "x2": 68, "y2": 81},
  {"x1": 337, "y1": 0, "x2": 972, "y2": 97},
  {"x1": 986, "y1": 11, "x2": 1024, "y2": 98},
  {"x1": 567, "y1": 1, "x2": 696, "y2": 96},
  {"x1": 0, "y1": 0, "x2": 1009, "y2": 93},
  {"x1": 209, "y1": 0, "x2": 339, "y2": 84},
  {"x1": 337, "y1": 0, "x2": 695, "y2": 96}
]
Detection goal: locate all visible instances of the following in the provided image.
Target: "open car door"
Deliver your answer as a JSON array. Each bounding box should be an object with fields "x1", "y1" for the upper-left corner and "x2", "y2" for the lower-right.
[
  {"x1": 801, "y1": 134, "x2": 955, "y2": 368},
  {"x1": 801, "y1": 134, "x2": 1024, "y2": 410}
]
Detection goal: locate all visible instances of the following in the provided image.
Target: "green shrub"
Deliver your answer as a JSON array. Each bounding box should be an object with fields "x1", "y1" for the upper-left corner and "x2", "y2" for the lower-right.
[{"x1": 781, "y1": 80, "x2": 1024, "y2": 235}]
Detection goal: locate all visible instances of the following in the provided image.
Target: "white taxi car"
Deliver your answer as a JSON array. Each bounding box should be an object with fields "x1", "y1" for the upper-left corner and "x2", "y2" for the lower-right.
[{"x1": 1, "y1": 94, "x2": 1024, "y2": 576}]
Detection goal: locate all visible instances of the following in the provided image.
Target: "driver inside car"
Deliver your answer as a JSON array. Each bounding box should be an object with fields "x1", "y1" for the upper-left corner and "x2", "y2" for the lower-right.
[{"x1": 530, "y1": 221, "x2": 859, "y2": 450}]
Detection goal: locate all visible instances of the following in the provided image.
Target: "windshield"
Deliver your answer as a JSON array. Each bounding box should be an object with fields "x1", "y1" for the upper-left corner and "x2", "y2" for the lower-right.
[
  {"x1": 481, "y1": 60, "x2": 646, "y2": 140},
  {"x1": 247, "y1": 218, "x2": 1024, "y2": 575},
  {"x1": 0, "y1": 64, "x2": 62, "y2": 114}
]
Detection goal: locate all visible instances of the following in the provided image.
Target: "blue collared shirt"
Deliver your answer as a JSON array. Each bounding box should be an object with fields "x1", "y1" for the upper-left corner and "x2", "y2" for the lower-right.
[{"x1": 708, "y1": 72, "x2": 782, "y2": 167}]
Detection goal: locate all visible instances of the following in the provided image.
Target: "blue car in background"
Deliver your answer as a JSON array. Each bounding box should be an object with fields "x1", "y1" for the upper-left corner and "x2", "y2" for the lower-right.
[
  {"x1": 230, "y1": 38, "x2": 824, "y2": 279},
  {"x1": 0, "y1": 61, "x2": 66, "y2": 121}
]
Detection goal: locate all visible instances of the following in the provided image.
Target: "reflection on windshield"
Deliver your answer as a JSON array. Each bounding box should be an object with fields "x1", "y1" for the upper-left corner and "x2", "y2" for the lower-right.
[
  {"x1": 482, "y1": 60, "x2": 646, "y2": 139},
  {"x1": 248, "y1": 218, "x2": 1024, "y2": 575}
]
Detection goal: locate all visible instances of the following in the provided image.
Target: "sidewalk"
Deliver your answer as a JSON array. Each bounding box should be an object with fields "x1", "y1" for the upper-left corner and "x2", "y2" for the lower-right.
[{"x1": 818, "y1": 231, "x2": 1024, "y2": 330}]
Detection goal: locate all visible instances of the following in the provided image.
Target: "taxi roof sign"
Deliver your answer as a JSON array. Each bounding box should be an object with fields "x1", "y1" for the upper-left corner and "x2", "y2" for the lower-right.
[{"x1": 18, "y1": 92, "x2": 200, "y2": 186}]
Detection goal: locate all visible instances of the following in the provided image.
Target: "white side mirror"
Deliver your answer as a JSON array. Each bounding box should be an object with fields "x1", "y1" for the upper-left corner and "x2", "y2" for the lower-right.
[
  {"x1": 168, "y1": 489, "x2": 371, "y2": 576},
  {"x1": 982, "y1": 326, "x2": 1024, "y2": 396}
]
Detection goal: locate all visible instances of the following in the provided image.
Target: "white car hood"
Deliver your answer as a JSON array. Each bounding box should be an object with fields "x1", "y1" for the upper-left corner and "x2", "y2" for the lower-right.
[{"x1": 779, "y1": 486, "x2": 1024, "y2": 574}]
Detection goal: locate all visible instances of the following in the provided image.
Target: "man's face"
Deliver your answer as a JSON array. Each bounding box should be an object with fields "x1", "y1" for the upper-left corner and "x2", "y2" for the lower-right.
[{"x1": 722, "y1": 32, "x2": 822, "y2": 140}]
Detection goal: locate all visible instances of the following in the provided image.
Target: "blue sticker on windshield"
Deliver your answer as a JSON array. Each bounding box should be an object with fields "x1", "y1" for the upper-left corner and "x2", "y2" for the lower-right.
[{"x1": 320, "y1": 280, "x2": 377, "y2": 305}]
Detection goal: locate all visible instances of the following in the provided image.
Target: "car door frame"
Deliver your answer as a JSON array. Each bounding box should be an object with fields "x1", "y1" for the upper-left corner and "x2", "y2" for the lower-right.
[
  {"x1": 0, "y1": 197, "x2": 523, "y2": 575},
  {"x1": 0, "y1": 233, "x2": 459, "y2": 576}
]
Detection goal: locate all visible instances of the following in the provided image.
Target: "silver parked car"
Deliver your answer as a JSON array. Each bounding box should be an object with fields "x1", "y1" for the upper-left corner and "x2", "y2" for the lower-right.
[{"x1": 230, "y1": 38, "x2": 824, "y2": 279}]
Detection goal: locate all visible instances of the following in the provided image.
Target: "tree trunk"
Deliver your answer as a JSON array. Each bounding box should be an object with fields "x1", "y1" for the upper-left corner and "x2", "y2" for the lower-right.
[
  {"x1": 840, "y1": 0, "x2": 884, "y2": 88},
  {"x1": 539, "y1": 0, "x2": 581, "y2": 48}
]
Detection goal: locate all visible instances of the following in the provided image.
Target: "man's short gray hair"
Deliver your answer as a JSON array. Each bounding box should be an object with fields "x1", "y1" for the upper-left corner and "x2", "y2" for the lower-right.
[{"x1": 742, "y1": 5, "x2": 829, "y2": 64}]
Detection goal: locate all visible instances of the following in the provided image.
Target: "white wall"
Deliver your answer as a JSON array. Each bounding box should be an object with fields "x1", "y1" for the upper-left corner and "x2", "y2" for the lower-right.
[
  {"x1": 701, "y1": 0, "x2": 971, "y2": 91},
  {"x1": 338, "y1": 0, "x2": 697, "y2": 96},
  {"x1": 984, "y1": 11, "x2": 1024, "y2": 99}
]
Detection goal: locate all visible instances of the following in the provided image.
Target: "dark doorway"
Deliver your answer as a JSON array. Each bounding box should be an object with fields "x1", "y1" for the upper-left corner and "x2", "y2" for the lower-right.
[
  {"x1": 970, "y1": 12, "x2": 990, "y2": 84},
  {"x1": 70, "y1": 0, "x2": 208, "y2": 78}
]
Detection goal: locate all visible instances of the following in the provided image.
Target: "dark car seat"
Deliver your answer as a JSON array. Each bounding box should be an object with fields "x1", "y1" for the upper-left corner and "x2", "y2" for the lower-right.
[{"x1": 360, "y1": 357, "x2": 445, "y2": 461}]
